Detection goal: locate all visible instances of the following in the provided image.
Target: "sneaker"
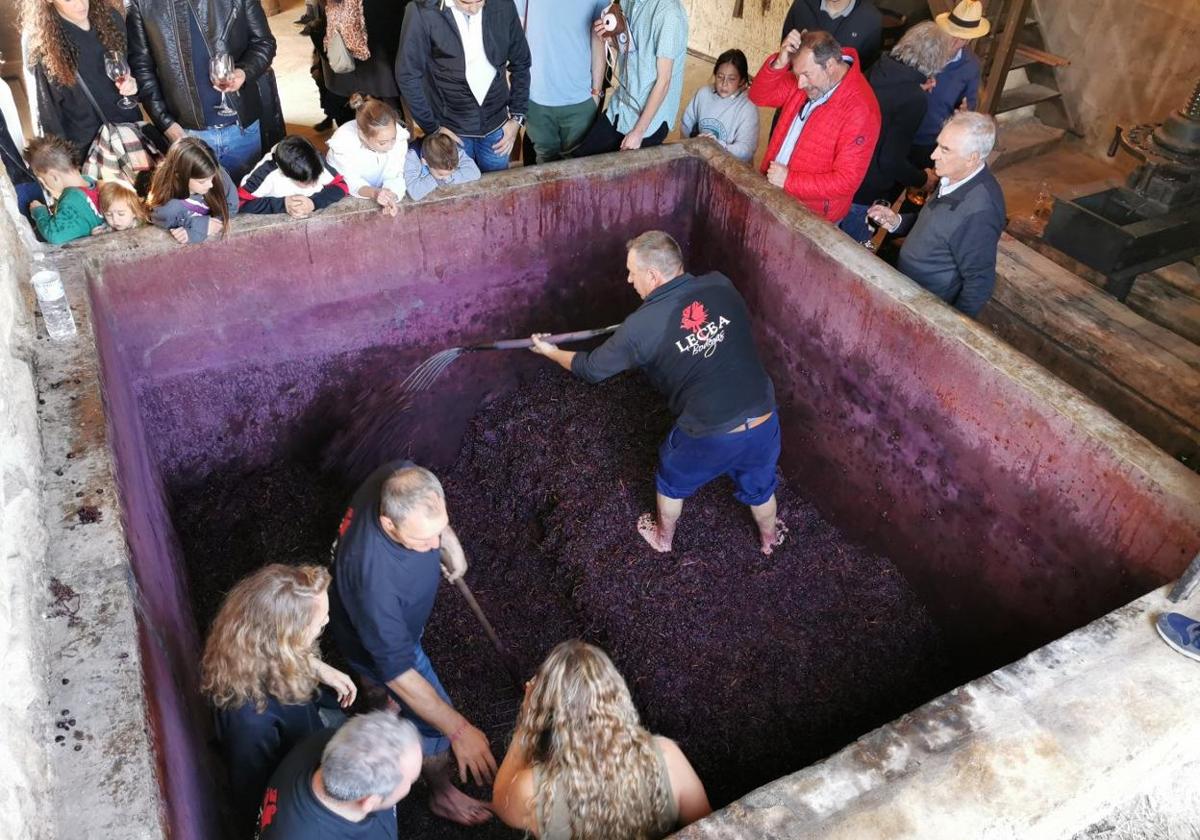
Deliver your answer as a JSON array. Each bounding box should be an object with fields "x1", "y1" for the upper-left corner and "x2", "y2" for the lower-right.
[
  {"x1": 314, "y1": 117, "x2": 335, "y2": 132},
  {"x1": 1156, "y1": 612, "x2": 1200, "y2": 662}
]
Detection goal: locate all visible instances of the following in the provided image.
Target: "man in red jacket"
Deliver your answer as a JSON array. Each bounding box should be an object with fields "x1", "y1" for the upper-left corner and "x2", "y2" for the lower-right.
[{"x1": 749, "y1": 29, "x2": 881, "y2": 223}]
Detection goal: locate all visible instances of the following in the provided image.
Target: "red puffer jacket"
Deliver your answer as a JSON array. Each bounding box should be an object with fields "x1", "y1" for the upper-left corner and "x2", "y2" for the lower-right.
[{"x1": 749, "y1": 48, "x2": 881, "y2": 223}]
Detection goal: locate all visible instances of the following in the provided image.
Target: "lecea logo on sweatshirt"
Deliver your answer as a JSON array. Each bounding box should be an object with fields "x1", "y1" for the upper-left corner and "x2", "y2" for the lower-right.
[{"x1": 675, "y1": 301, "x2": 730, "y2": 358}]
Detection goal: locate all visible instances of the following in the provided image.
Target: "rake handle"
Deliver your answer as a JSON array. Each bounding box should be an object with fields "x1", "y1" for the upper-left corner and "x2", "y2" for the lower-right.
[
  {"x1": 452, "y1": 577, "x2": 525, "y2": 689},
  {"x1": 468, "y1": 324, "x2": 621, "y2": 352}
]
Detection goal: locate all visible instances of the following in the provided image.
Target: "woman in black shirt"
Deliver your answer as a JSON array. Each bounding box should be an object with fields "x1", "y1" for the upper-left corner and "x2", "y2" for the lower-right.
[
  {"x1": 201, "y1": 563, "x2": 358, "y2": 836},
  {"x1": 23, "y1": 0, "x2": 141, "y2": 160}
]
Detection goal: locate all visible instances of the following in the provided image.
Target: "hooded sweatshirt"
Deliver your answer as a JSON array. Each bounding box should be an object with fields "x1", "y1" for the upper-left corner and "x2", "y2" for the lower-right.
[
  {"x1": 680, "y1": 87, "x2": 760, "y2": 163},
  {"x1": 150, "y1": 167, "x2": 239, "y2": 244}
]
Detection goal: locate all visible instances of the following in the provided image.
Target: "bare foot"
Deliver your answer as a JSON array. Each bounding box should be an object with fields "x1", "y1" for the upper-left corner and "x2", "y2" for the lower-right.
[
  {"x1": 760, "y1": 520, "x2": 788, "y2": 556},
  {"x1": 637, "y1": 513, "x2": 673, "y2": 553},
  {"x1": 429, "y1": 786, "x2": 493, "y2": 826}
]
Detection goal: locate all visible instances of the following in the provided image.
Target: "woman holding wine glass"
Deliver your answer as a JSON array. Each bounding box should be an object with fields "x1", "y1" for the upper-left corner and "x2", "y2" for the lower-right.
[{"x1": 23, "y1": 0, "x2": 142, "y2": 161}]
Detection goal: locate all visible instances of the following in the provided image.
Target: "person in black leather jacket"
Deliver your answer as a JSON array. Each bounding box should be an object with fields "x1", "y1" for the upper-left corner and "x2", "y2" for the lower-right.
[
  {"x1": 126, "y1": 0, "x2": 283, "y2": 181},
  {"x1": 395, "y1": 0, "x2": 530, "y2": 173}
]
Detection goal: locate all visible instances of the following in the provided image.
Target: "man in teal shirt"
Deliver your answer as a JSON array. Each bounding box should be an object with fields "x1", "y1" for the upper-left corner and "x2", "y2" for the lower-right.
[
  {"x1": 575, "y1": 0, "x2": 688, "y2": 156},
  {"x1": 523, "y1": 0, "x2": 608, "y2": 163}
]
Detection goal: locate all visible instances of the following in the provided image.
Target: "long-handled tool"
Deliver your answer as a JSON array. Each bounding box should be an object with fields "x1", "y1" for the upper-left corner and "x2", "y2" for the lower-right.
[
  {"x1": 445, "y1": 566, "x2": 525, "y2": 692},
  {"x1": 399, "y1": 324, "x2": 620, "y2": 395}
]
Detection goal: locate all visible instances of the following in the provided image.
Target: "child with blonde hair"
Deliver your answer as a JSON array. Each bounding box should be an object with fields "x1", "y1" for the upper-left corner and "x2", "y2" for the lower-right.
[
  {"x1": 93, "y1": 180, "x2": 149, "y2": 233},
  {"x1": 325, "y1": 92, "x2": 410, "y2": 216}
]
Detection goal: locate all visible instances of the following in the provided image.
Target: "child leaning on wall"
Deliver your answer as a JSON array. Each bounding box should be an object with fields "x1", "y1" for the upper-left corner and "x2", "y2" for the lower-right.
[
  {"x1": 25, "y1": 134, "x2": 102, "y2": 245},
  {"x1": 325, "y1": 92, "x2": 410, "y2": 217},
  {"x1": 404, "y1": 132, "x2": 481, "y2": 202},
  {"x1": 92, "y1": 180, "x2": 149, "y2": 234},
  {"x1": 680, "y1": 49, "x2": 759, "y2": 164},
  {"x1": 147, "y1": 138, "x2": 238, "y2": 245},
  {"x1": 238, "y1": 135, "x2": 350, "y2": 218}
]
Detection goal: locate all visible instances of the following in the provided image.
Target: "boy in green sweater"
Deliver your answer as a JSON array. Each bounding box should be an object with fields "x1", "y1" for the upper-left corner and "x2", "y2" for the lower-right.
[{"x1": 25, "y1": 135, "x2": 102, "y2": 245}]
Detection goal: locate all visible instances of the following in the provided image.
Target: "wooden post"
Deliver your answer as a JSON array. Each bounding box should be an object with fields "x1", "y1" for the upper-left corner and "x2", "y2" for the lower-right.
[{"x1": 979, "y1": 0, "x2": 1031, "y2": 114}]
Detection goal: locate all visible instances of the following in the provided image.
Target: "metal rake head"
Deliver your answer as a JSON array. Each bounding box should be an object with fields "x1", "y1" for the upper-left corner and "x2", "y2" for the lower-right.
[{"x1": 398, "y1": 348, "x2": 464, "y2": 394}]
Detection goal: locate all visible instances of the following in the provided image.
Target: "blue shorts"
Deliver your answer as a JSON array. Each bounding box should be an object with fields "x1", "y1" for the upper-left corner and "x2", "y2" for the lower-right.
[
  {"x1": 382, "y1": 645, "x2": 452, "y2": 756},
  {"x1": 655, "y1": 412, "x2": 781, "y2": 506}
]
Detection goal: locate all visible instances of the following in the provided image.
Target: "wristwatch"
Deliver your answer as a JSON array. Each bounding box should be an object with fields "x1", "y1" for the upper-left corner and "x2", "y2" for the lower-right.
[{"x1": 510, "y1": 114, "x2": 526, "y2": 127}]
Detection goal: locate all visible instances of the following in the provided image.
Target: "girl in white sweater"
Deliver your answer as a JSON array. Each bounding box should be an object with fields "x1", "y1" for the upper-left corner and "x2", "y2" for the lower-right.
[
  {"x1": 325, "y1": 93, "x2": 411, "y2": 216},
  {"x1": 680, "y1": 49, "x2": 760, "y2": 164}
]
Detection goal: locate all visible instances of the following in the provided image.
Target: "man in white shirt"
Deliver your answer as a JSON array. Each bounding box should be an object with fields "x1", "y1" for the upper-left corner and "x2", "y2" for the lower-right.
[{"x1": 396, "y1": 0, "x2": 532, "y2": 172}]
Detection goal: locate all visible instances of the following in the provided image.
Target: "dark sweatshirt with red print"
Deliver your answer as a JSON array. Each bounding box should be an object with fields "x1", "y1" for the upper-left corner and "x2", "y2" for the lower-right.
[{"x1": 570, "y1": 272, "x2": 776, "y2": 437}]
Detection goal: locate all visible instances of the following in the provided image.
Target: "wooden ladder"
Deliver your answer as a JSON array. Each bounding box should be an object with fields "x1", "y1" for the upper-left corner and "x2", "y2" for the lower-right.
[{"x1": 927, "y1": 0, "x2": 1073, "y2": 130}]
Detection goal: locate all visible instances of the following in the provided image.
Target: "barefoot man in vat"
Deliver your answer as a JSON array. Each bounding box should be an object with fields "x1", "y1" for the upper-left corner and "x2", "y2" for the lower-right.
[
  {"x1": 327, "y1": 461, "x2": 497, "y2": 825},
  {"x1": 530, "y1": 231, "x2": 785, "y2": 555}
]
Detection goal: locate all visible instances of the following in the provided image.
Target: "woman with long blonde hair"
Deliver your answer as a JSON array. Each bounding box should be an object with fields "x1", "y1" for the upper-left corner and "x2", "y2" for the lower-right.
[
  {"x1": 201, "y1": 563, "x2": 356, "y2": 835},
  {"x1": 493, "y1": 640, "x2": 711, "y2": 840}
]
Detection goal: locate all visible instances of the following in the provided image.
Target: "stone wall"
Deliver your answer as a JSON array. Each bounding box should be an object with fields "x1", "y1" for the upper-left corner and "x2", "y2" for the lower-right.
[
  {"x1": 1034, "y1": 0, "x2": 1200, "y2": 153},
  {"x1": 0, "y1": 171, "x2": 54, "y2": 838}
]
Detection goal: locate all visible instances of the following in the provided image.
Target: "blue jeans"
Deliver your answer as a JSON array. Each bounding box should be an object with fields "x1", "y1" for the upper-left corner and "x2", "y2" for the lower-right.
[
  {"x1": 458, "y1": 124, "x2": 510, "y2": 173},
  {"x1": 186, "y1": 120, "x2": 262, "y2": 184},
  {"x1": 384, "y1": 645, "x2": 453, "y2": 756},
  {"x1": 15, "y1": 180, "x2": 45, "y2": 222},
  {"x1": 838, "y1": 201, "x2": 874, "y2": 244}
]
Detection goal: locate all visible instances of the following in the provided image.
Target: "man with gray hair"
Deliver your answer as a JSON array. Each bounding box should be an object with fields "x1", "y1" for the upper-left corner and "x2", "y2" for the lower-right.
[
  {"x1": 328, "y1": 462, "x2": 497, "y2": 826},
  {"x1": 529, "y1": 231, "x2": 784, "y2": 557},
  {"x1": 256, "y1": 712, "x2": 423, "y2": 838},
  {"x1": 868, "y1": 110, "x2": 1006, "y2": 317}
]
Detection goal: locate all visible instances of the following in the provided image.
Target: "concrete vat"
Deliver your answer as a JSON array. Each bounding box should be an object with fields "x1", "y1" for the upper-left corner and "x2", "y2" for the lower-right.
[{"x1": 75, "y1": 143, "x2": 1200, "y2": 838}]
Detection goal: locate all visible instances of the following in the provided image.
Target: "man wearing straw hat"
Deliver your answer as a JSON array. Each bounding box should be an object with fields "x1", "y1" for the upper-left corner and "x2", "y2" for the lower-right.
[{"x1": 911, "y1": 0, "x2": 990, "y2": 168}]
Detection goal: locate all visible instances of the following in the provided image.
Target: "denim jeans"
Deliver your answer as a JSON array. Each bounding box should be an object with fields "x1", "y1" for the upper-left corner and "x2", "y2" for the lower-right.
[
  {"x1": 838, "y1": 201, "x2": 874, "y2": 244},
  {"x1": 186, "y1": 120, "x2": 262, "y2": 184},
  {"x1": 384, "y1": 644, "x2": 453, "y2": 756},
  {"x1": 458, "y1": 124, "x2": 511, "y2": 173}
]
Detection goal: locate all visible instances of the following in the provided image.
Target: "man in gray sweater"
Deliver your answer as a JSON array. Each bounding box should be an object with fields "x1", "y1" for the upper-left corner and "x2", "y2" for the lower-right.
[{"x1": 868, "y1": 110, "x2": 1005, "y2": 318}]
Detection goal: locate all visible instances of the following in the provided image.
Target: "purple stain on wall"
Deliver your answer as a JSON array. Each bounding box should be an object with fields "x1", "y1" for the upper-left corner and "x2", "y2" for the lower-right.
[{"x1": 87, "y1": 152, "x2": 1200, "y2": 838}]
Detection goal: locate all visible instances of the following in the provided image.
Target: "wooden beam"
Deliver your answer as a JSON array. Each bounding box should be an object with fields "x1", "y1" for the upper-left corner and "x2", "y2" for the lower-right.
[
  {"x1": 1014, "y1": 42, "x2": 1070, "y2": 68},
  {"x1": 982, "y1": 234, "x2": 1200, "y2": 462},
  {"x1": 979, "y1": 0, "x2": 1032, "y2": 114}
]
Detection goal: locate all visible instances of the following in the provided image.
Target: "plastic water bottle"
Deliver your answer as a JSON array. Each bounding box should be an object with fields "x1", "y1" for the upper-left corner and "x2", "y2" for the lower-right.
[{"x1": 30, "y1": 255, "x2": 76, "y2": 341}]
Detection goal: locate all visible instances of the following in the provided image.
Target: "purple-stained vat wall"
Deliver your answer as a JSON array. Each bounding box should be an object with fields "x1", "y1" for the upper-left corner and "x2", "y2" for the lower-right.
[
  {"x1": 87, "y1": 156, "x2": 699, "y2": 838},
  {"x1": 88, "y1": 146, "x2": 1200, "y2": 836},
  {"x1": 688, "y1": 155, "x2": 1200, "y2": 662}
]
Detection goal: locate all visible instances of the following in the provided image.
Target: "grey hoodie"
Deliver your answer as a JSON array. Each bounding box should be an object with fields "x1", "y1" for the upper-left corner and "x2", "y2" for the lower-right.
[{"x1": 680, "y1": 87, "x2": 760, "y2": 163}]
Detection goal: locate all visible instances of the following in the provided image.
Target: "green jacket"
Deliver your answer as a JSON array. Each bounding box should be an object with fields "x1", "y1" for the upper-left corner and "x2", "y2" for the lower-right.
[{"x1": 31, "y1": 179, "x2": 102, "y2": 244}]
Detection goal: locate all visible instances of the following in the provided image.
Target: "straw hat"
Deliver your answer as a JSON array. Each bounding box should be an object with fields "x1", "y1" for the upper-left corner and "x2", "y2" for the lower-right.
[{"x1": 936, "y1": 0, "x2": 991, "y2": 39}]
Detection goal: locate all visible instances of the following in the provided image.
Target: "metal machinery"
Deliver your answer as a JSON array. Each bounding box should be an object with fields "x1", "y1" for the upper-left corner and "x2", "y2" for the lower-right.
[{"x1": 1042, "y1": 79, "x2": 1200, "y2": 301}]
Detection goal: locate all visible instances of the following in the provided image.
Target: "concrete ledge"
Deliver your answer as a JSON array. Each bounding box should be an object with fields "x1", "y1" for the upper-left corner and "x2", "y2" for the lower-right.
[{"x1": 675, "y1": 583, "x2": 1200, "y2": 839}]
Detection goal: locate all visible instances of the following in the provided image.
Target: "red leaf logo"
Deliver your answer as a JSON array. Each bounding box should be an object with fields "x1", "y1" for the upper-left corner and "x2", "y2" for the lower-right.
[{"x1": 680, "y1": 301, "x2": 708, "y2": 333}]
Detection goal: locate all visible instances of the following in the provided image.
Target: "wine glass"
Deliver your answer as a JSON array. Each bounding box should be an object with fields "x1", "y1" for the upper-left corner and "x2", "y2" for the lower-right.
[
  {"x1": 104, "y1": 51, "x2": 137, "y2": 111},
  {"x1": 863, "y1": 198, "x2": 892, "y2": 251},
  {"x1": 210, "y1": 50, "x2": 238, "y2": 117}
]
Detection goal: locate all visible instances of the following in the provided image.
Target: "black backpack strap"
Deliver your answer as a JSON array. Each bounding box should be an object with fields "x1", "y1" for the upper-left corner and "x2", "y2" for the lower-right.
[{"x1": 74, "y1": 71, "x2": 109, "y2": 126}]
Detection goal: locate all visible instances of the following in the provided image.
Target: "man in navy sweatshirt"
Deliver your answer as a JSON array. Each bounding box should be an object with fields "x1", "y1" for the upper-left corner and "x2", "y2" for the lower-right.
[
  {"x1": 868, "y1": 110, "x2": 1006, "y2": 318},
  {"x1": 530, "y1": 231, "x2": 784, "y2": 556},
  {"x1": 327, "y1": 462, "x2": 496, "y2": 826}
]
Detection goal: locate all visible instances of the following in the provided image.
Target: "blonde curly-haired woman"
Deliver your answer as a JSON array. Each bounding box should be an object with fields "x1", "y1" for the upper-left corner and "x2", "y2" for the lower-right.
[
  {"x1": 492, "y1": 640, "x2": 711, "y2": 840},
  {"x1": 201, "y1": 563, "x2": 356, "y2": 835}
]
